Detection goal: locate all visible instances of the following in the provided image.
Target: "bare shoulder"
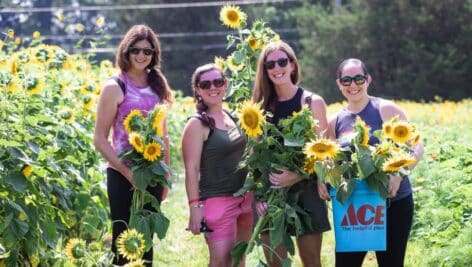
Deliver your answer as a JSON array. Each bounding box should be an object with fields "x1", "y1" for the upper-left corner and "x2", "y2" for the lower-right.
[
  {"x1": 100, "y1": 80, "x2": 124, "y2": 101},
  {"x1": 379, "y1": 98, "x2": 407, "y2": 120}
]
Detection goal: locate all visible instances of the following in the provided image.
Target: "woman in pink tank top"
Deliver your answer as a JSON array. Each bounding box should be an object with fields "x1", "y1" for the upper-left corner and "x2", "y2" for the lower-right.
[{"x1": 93, "y1": 25, "x2": 173, "y2": 266}]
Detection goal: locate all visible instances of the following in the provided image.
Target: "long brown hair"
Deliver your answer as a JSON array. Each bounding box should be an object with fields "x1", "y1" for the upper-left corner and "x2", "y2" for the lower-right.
[
  {"x1": 252, "y1": 41, "x2": 301, "y2": 113},
  {"x1": 190, "y1": 63, "x2": 226, "y2": 129},
  {"x1": 116, "y1": 24, "x2": 173, "y2": 104}
]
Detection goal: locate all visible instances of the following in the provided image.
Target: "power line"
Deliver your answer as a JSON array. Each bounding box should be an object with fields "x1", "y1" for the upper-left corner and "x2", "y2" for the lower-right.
[
  {"x1": 19, "y1": 29, "x2": 297, "y2": 41},
  {"x1": 0, "y1": 0, "x2": 302, "y2": 14}
]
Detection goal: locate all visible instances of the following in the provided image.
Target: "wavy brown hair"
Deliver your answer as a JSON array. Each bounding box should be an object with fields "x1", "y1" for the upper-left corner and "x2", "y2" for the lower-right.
[
  {"x1": 116, "y1": 24, "x2": 173, "y2": 104},
  {"x1": 190, "y1": 63, "x2": 226, "y2": 129},
  {"x1": 252, "y1": 41, "x2": 300, "y2": 113}
]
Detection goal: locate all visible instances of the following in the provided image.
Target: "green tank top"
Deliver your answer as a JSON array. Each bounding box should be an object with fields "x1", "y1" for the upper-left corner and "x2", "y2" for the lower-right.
[{"x1": 199, "y1": 118, "x2": 248, "y2": 199}]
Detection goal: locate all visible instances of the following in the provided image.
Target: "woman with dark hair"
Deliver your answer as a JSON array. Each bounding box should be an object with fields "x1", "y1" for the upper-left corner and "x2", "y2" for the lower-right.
[
  {"x1": 94, "y1": 24, "x2": 173, "y2": 265},
  {"x1": 322, "y1": 58, "x2": 424, "y2": 267},
  {"x1": 252, "y1": 40, "x2": 330, "y2": 267},
  {"x1": 182, "y1": 64, "x2": 253, "y2": 267}
]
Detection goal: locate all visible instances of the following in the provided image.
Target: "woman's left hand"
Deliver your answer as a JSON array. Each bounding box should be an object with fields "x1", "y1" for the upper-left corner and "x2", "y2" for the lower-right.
[
  {"x1": 388, "y1": 175, "x2": 402, "y2": 198},
  {"x1": 269, "y1": 168, "x2": 302, "y2": 188}
]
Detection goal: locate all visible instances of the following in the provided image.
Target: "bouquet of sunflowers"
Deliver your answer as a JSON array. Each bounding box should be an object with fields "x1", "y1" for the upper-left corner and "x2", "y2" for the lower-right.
[
  {"x1": 231, "y1": 102, "x2": 318, "y2": 266},
  {"x1": 120, "y1": 105, "x2": 172, "y2": 251},
  {"x1": 305, "y1": 116, "x2": 420, "y2": 204}
]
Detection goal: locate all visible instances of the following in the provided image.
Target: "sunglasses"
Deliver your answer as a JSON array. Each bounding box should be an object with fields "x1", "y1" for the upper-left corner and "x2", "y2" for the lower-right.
[
  {"x1": 128, "y1": 47, "x2": 154, "y2": 56},
  {"x1": 264, "y1": 57, "x2": 290, "y2": 70},
  {"x1": 340, "y1": 74, "x2": 367, "y2": 86},
  {"x1": 198, "y1": 78, "x2": 225, "y2": 90}
]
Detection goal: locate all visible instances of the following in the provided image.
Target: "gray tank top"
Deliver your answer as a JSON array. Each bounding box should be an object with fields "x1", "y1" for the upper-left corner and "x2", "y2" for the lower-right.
[{"x1": 198, "y1": 114, "x2": 248, "y2": 199}]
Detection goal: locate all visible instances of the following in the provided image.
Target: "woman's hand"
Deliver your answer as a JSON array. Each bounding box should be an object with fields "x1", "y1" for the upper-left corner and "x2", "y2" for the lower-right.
[
  {"x1": 255, "y1": 201, "x2": 268, "y2": 217},
  {"x1": 269, "y1": 168, "x2": 302, "y2": 188},
  {"x1": 388, "y1": 175, "x2": 402, "y2": 198},
  {"x1": 317, "y1": 181, "x2": 331, "y2": 201},
  {"x1": 188, "y1": 205, "x2": 203, "y2": 235}
]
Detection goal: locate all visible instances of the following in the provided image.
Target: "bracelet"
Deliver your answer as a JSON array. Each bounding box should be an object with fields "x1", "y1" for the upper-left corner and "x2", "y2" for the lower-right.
[
  {"x1": 188, "y1": 198, "x2": 199, "y2": 205},
  {"x1": 191, "y1": 203, "x2": 201, "y2": 208}
]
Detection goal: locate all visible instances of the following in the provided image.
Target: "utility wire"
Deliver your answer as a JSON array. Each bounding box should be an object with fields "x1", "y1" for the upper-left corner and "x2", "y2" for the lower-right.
[
  {"x1": 0, "y1": 0, "x2": 302, "y2": 14},
  {"x1": 18, "y1": 29, "x2": 297, "y2": 40}
]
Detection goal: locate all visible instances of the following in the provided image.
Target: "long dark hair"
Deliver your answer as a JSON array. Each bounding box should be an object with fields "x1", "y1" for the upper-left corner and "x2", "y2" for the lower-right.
[
  {"x1": 252, "y1": 41, "x2": 301, "y2": 113},
  {"x1": 116, "y1": 24, "x2": 173, "y2": 104},
  {"x1": 190, "y1": 64, "x2": 226, "y2": 129}
]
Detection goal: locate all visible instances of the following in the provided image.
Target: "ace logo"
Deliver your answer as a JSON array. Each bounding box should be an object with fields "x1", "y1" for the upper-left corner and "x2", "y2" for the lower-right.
[{"x1": 341, "y1": 203, "x2": 385, "y2": 226}]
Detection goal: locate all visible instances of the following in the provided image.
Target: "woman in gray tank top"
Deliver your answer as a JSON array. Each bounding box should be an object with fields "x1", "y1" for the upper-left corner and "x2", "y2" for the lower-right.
[
  {"x1": 182, "y1": 64, "x2": 253, "y2": 266},
  {"x1": 325, "y1": 58, "x2": 424, "y2": 267}
]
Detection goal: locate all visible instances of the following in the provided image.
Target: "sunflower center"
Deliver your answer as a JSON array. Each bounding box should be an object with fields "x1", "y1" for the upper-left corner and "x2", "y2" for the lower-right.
[
  {"x1": 243, "y1": 113, "x2": 258, "y2": 128},
  {"x1": 147, "y1": 146, "x2": 156, "y2": 155},
  {"x1": 227, "y1": 10, "x2": 239, "y2": 22},
  {"x1": 391, "y1": 159, "x2": 407, "y2": 168},
  {"x1": 134, "y1": 137, "x2": 142, "y2": 147},
  {"x1": 72, "y1": 245, "x2": 86, "y2": 258},
  {"x1": 394, "y1": 126, "x2": 408, "y2": 137},
  {"x1": 125, "y1": 237, "x2": 140, "y2": 252}
]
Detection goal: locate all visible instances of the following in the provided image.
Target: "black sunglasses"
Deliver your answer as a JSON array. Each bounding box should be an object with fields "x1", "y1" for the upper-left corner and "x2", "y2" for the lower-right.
[
  {"x1": 264, "y1": 57, "x2": 290, "y2": 70},
  {"x1": 340, "y1": 75, "x2": 367, "y2": 86},
  {"x1": 198, "y1": 78, "x2": 225, "y2": 90},
  {"x1": 128, "y1": 47, "x2": 154, "y2": 56},
  {"x1": 200, "y1": 220, "x2": 213, "y2": 233}
]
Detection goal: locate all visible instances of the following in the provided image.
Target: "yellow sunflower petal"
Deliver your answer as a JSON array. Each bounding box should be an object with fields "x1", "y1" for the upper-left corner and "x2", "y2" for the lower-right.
[
  {"x1": 117, "y1": 229, "x2": 146, "y2": 261},
  {"x1": 128, "y1": 132, "x2": 144, "y2": 153},
  {"x1": 390, "y1": 121, "x2": 413, "y2": 144},
  {"x1": 219, "y1": 5, "x2": 246, "y2": 29},
  {"x1": 382, "y1": 154, "x2": 416, "y2": 172},
  {"x1": 143, "y1": 142, "x2": 162, "y2": 162},
  {"x1": 239, "y1": 101, "x2": 264, "y2": 138}
]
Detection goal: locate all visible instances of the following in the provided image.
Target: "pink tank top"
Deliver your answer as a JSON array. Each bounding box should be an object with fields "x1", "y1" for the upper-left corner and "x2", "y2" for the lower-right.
[{"x1": 111, "y1": 72, "x2": 160, "y2": 155}]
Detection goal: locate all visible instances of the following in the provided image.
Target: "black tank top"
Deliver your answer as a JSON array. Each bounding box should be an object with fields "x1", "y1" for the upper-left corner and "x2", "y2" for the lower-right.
[{"x1": 270, "y1": 87, "x2": 304, "y2": 125}]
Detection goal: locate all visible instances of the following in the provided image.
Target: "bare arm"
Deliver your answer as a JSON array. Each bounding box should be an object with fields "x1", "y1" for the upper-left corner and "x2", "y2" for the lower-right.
[
  {"x1": 93, "y1": 81, "x2": 135, "y2": 186},
  {"x1": 309, "y1": 94, "x2": 329, "y2": 138},
  {"x1": 182, "y1": 118, "x2": 208, "y2": 234}
]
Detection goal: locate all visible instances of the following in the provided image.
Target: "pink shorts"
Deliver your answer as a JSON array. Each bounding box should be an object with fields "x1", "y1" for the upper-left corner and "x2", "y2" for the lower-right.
[{"x1": 201, "y1": 192, "x2": 254, "y2": 244}]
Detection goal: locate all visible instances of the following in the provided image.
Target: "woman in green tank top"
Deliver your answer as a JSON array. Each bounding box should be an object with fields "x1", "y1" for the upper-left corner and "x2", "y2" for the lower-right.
[{"x1": 182, "y1": 64, "x2": 253, "y2": 266}]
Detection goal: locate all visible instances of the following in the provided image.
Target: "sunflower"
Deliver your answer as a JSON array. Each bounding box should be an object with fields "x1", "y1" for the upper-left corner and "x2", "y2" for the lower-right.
[
  {"x1": 382, "y1": 155, "x2": 416, "y2": 172},
  {"x1": 409, "y1": 133, "x2": 421, "y2": 147},
  {"x1": 125, "y1": 260, "x2": 145, "y2": 267},
  {"x1": 373, "y1": 142, "x2": 392, "y2": 156},
  {"x1": 64, "y1": 238, "x2": 86, "y2": 263},
  {"x1": 33, "y1": 31, "x2": 41, "y2": 39},
  {"x1": 219, "y1": 5, "x2": 246, "y2": 29},
  {"x1": 117, "y1": 229, "x2": 145, "y2": 261},
  {"x1": 7, "y1": 29, "x2": 14, "y2": 39},
  {"x1": 226, "y1": 54, "x2": 244, "y2": 72},
  {"x1": 214, "y1": 56, "x2": 225, "y2": 71},
  {"x1": 128, "y1": 132, "x2": 144, "y2": 153},
  {"x1": 303, "y1": 156, "x2": 316, "y2": 175},
  {"x1": 143, "y1": 142, "x2": 162, "y2": 162},
  {"x1": 304, "y1": 139, "x2": 339, "y2": 160},
  {"x1": 152, "y1": 108, "x2": 166, "y2": 130},
  {"x1": 96, "y1": 16, "x2": 105, "y2": 27},
  {"x1": 59, "y1": 108, "x2": 76, "y2": 124},
  {"x1": 82, "y1": 95, "x2": 95, "y2": 111},
  {"x1": 391, "y1": 121, "x2": 413, "y2": 144},
  {"x1": 22, "y1": 165, "x2": 33, "y2": 177},
  {"x1": 23, "y1": 75, "x2": 43, "y2": 95},
  {"x1": 354, "y1": 117, "x2": 370, "y2": 147},
  {"x1": 123, "y1": 109, "x2": 143, "y2": 133},
  {"x1": 14, "y1": 37, "x2": 21, "y2": 46},
  {"x1": 382, "y1": 121, "x2": 393, "y2": 138},
  {"x1": 247, "y1": 35, "x2": 260, "y2": 51},
  {"x1": 75, "y1": 23, "x2": 85, "y2": 33},
  {"x1": 238, "y1": 101, "x2": 264, "y2": 138}
]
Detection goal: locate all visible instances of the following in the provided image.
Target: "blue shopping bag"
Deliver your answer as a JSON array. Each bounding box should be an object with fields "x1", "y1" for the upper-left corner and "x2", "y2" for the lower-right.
[{"x1": 329, "y1": 179, "x2": 387, "y2": 252}]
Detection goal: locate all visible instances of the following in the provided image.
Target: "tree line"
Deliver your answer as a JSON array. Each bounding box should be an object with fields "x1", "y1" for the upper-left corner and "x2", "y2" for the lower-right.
[{"x1": 1, "y1": 0, "x2": 470, "y2": 103}]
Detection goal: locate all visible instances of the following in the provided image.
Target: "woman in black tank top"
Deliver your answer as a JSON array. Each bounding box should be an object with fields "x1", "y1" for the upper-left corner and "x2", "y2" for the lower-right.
[
  {"x1": 327, "y1": 58, "x2": 424, "y2": 267},
  {"x1": 252, "y1": 40, "x2": 330, "y2": 267}
]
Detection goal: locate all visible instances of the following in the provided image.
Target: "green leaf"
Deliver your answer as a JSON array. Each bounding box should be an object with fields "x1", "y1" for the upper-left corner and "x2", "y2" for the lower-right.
[
  {"x1": 0, "y1": 139, "x2": 22, "y2": 147},
  {"x1": 230, "y1": 241, "x2": 248, "y2": 267},
  {"x1": 4, "y1": 171, "x2": 27, "y2": 193},
  {"x1": 356, "y1": 146, "x2": 376, "y2": 178},
  {"x1": 149, "y1": 211, "x2": 170, "y2": 240},
  {"x1": 269, "y1": 209, "x2": 285, "y2": 248},
  {"x1": 336, "y1": 179, "x2": 356, "y2": 205},
  {"x1": 134, "y1": 168, "x2": 153, "y2": 191}
]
